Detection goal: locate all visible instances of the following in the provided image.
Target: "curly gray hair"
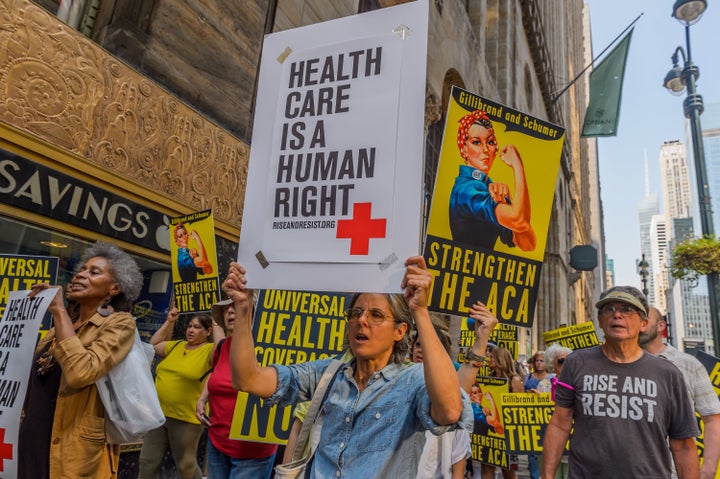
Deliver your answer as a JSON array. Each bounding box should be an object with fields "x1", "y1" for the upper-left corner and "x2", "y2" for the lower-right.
[
  {"x1": 77, "y1": 242, "x2": 143, "y2": 310},
  {"x1": 544, "y1": 342, "x2": 573, "y2": 374},
  {"x1": 347, "y1": 293, "x2": 413, "y2": 364}
]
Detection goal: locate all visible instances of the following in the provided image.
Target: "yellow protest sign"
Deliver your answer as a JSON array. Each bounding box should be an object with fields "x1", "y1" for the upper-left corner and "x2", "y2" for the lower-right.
[
  {"x1": 170, "y1": 210, "x2": 219, "y2": 313},
  {"x1": 424, "y1": 87, "x2": 564, "y2": 327},
  {"x1": 501, "y1": 392, "x2": 554, "y2": 454},
  {"x1": 470, "y1": 377, "x2": 512, "y2": 468},
  {"x1": 229, "y1": 290, "x2": 350, "y2": 444},
  {"x1": 543, "y1": 322, "x2": 599, "y2": 350}
]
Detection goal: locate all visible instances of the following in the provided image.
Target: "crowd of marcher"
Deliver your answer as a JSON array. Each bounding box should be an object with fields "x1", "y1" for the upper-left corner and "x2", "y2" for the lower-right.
[{"x1": 14, "y1": 242, "x2": 720, "y2": 479}]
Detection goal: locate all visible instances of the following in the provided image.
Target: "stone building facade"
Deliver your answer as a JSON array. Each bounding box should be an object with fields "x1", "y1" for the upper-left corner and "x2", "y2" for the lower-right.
[{"x1": 1, "y1": 0, "x2": 601, "y2": 352}]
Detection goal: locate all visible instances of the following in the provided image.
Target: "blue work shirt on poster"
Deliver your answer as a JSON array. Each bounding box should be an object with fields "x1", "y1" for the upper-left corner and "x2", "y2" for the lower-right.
[{"x1": 449, "y1": 165, "x2": 514, "y2": 249}]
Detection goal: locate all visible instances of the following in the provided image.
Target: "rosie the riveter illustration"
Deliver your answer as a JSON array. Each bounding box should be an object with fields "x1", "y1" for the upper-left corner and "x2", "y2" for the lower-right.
[
  {"x1": 449, "y1": 110, "x2": 536, "y2": 252},
  {"x1": 173, "y1": 222, "x2": 213, "y2": 282}
]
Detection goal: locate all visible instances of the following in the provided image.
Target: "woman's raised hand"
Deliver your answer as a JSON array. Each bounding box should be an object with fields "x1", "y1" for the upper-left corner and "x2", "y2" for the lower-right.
[
  {"x1": 222, "y1": 262, "x2": 252, "y2": 305},
  {"x1": 401, "y1": 256, "x2": 432, "y2": 311},
  {"x1": 468, "y1": 301, "x2": 498, "y2": 341},
  {"x1": 28, "y1": 283, "x2": 64, "y2": 314}
]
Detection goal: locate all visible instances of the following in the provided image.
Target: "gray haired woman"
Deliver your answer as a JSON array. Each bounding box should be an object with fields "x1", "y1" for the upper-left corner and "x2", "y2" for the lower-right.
[
  {"x1": 20, "y1": 242, "x2": 143, "y2": 478},
  {"x1": 544, "y1": 343, "x2": 573, "y2": 375}
]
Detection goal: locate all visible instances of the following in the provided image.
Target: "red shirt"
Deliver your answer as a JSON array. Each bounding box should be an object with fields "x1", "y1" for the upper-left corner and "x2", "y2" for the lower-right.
[{"x1": 207, "y1": 337, "x2": 278, "y2": 458}]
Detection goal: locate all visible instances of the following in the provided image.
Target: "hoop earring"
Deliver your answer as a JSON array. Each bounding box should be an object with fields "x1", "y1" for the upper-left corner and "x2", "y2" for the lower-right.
[{"x1": 97, "y1": 298, "x2": 114, "y2": 317}]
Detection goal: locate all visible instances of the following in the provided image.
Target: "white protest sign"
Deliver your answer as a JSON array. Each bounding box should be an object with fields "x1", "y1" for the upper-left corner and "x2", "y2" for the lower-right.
[
  {"x1": 238, "y1": 0, "x2": 429, "y2": 293},
  {"x1": 0, "y1": 289, "x2": 54, "y2": 478}
]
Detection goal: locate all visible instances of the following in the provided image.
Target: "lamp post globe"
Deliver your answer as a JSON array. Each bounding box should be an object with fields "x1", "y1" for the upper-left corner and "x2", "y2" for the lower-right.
[{"x1": 672, "y1": 0, "x2": 707, "y2": 25}]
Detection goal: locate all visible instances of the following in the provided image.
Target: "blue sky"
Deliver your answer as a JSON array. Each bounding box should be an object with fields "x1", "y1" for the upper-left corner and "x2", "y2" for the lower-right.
[{"x1": 586, "y1": 0, "x2": 720, "y2": 286}]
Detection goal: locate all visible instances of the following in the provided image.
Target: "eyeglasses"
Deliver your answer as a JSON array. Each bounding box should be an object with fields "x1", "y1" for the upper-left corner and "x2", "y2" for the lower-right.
[
  {"x1": 344, "y1": 307, "x2": 395, "y2": 326},
  {"x1": 556, "y1": 357, "x2": 566, "y2": 366},
  {"x1": 600, "y1": 304, "x2": 638, "y2": 317}
]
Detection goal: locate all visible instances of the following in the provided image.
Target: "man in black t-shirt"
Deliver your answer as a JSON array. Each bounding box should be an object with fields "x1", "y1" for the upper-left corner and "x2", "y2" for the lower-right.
[{"x1": 541, "y1": 286, "x2": 700, "y2": 479}]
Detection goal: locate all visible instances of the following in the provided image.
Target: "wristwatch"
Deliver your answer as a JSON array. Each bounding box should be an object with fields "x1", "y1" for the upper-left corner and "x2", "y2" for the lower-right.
[{"x1": 464, "y1": 350, "x2": 485, "y2": 368}]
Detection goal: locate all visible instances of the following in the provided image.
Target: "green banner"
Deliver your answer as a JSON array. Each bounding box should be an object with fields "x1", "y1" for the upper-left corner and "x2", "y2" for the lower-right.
[{"x1": 582, "y1": 30, "x2": 633, "y2": 137}]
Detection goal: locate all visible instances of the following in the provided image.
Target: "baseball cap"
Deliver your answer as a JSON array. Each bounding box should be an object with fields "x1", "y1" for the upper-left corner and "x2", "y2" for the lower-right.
[{"x1": 595, "y1": 286, "x2": 648, "y2": 316}]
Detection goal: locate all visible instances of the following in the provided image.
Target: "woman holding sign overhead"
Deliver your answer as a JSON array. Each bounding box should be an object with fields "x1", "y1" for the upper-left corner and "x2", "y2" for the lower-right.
[
  {"x1": 138, "y1": 306, "x2": 223, "y2": 479},
  {"x1": 194, "y1": 298, "x2": 278, "y2": 479},
  {"x1": 19, "y1": 242, "x2": 143, "y2": 478},
  {"x1": 223, "y1": 256, "x2": 473, "y2": 478},
  {"x1": 450, "y1": 109, "x2": 536, "y2": 252}
]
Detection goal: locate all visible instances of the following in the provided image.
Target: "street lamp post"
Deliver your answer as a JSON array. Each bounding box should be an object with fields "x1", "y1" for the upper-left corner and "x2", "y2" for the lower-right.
[{"x1": 663, "y1": 0, "x2": 720, "y2": 352}]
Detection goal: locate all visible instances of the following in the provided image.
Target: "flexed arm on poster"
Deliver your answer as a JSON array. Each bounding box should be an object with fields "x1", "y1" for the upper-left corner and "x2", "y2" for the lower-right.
[
  {"x1": 189, "y1": 230, "x2": 213, "y2": 275},
  {"x1": 495, "y1": 144, "x2": 536, "y2": 251}
]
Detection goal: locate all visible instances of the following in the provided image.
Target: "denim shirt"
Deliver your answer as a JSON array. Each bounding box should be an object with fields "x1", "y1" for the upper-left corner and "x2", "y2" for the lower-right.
[{"x1": 267, "y1": 358, "x2": 473, "y2": 478}]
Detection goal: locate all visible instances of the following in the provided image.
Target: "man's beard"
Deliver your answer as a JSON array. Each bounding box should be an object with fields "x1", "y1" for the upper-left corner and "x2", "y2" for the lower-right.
[{"x1": 638, "y1": 327, "x2": 657, "y2": 346}]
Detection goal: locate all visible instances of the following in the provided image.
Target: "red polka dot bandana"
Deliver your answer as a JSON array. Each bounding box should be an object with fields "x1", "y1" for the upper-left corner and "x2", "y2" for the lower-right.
[{"x1": 457, "y1": 110, "x2": 491, "y2": 153}]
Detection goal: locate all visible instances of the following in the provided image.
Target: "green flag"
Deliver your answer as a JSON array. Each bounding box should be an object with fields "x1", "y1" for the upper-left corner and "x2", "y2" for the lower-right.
[{"x1": 582, "y1": 29, "x2": 633, "y2": 137}]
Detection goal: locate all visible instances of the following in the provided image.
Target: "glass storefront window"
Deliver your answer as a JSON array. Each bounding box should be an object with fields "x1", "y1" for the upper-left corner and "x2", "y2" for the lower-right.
[
  {"x1": 0, "y1": 214, "x2": 173, "y2": 339},
  {"x1": 0, "y1": 215, "x2": 167, "y2": 284}
]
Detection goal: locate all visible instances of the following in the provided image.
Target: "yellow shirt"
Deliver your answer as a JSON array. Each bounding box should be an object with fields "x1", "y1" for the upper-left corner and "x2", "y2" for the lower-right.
[{"x1": 155, "y1": 340, "x2": 214, "y2": 423}]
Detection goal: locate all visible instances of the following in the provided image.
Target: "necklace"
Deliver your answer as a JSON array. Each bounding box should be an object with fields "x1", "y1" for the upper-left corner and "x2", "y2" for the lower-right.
[
  {"x1": 36, "y1": 319, "x2": 89, "y2": 376},
  {"x1": 36, "y1": 338, "x2": 57, "y2": 376}
]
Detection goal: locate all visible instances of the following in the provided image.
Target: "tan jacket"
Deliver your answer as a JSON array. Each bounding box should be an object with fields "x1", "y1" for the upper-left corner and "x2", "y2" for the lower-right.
[{"x1": 36, "y1": 311, "x2": 135, "y2": 478}]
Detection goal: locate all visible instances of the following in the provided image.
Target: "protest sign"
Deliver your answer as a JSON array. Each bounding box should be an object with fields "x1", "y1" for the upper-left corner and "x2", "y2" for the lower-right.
[
  {"x1": 694, "y1": 351, "x2": 720, "y2": 465},
  {"x1": 543, "y1": 322, "x2": 599, "y2": 350},
  {"x1": 0, "y1": 254, "x2": 58, "y2": 338},
  {"x1": 169, "y1": 210, "x2": 220, "y2": 313},
  {"x1": 696, "y1": 350, "x2": 720, "y2": 395},
  {"x1": 229, "y1": 290, "x2": 350, "y2": 443},
  {"x1": 469, "y1": 377, "x2": 512, "y2": 469},
  {"x1": 0, "y1": 289, "x2": 55, "y2": 477},
  {"x1": 238, "y1": 0, "x2": 429, "y2": 293},
  {"x1": 501, "y1": 392, "x2": 554, "y2": 454},
  {"x1": 423, "y1": 87, "x2": 565, "y2": 326}
]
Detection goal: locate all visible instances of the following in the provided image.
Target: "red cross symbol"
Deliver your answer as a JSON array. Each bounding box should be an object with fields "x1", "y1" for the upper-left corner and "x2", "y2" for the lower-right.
[
  {"x1": 336, "y1": 202, "x2": 387, "y2": 255},
  {"x1": 0, "y1": 428, "x2": 13, "y2": 472}
]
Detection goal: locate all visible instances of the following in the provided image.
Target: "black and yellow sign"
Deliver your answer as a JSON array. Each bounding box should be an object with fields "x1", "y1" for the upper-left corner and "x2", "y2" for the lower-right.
[
  {"x1": 501, "y1": 392, "x2": 554, "y2": 454},
  {"x1": 423, "y1": 87, "x2": 564, "y2": 327},
  {"x1": 470, "y1": 377, "x2": 511, "y2": 468},
  {"x1": 170, "y1": 210, "x2": 219, "y2": 313},
  {"x1": 543, "y1": 322, "x2": 599, "y2": 350},
  {"x1": 694, "y1": 351, "x2": 720, "y2": 465},
  {"x1": 229, "y1": 289, "x2": 350, "y2": 444},
  {"x1": 0, "y1": 254, "x2": 58, "y2": 336}
]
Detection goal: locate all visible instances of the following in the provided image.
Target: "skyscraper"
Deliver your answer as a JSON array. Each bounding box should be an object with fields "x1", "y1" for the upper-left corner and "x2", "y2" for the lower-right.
[
  {"x1": 650, "y1": 214, "x2": 668, "y2": 313},
  {"x1": 659, "y1": 140, "x2": 712, "y2": 352},
  {"x1": 703, "y1": 103, "x2": 720, "y2": 230},
  {"x1": 659, "y1": 140, "x2": 693, "y2": 223},
  {"x1": 638, "y1": 151, "x2": 660, "y2": 307}
]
